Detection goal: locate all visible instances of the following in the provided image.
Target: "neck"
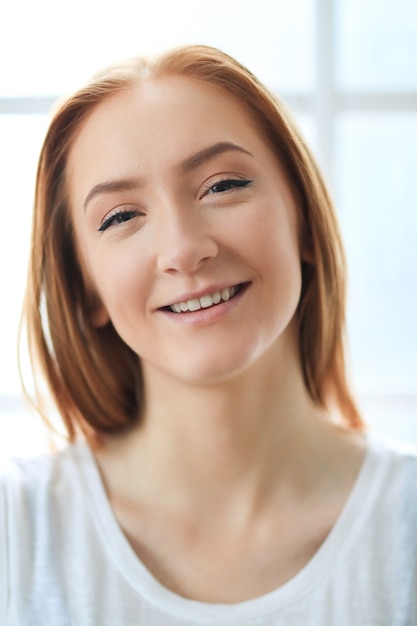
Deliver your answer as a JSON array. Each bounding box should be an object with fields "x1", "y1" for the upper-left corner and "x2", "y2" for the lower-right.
[{"x1": 98, "y1": 335, "x2": 336, "y2": 518}]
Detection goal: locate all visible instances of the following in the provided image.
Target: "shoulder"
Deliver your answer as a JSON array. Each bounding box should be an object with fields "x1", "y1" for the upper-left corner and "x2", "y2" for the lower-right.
[
  {"x1": 362, "y1": 432, "x2": 417, "y2": 545},
  {"x1": 365, "y1": 432, "x2": 417, "y2": 495},
  {"x1": 361, "y1": 434, "x2": 417, "y2": 610},
  {"x1": 0, "y1": 443, "x2": 93, "y2": 554},
  {"x1": 0, "y1": 445, "x2": 80, "y2": 541},
  {"x1": 0, "y1": 444, "x2": 95, "y2": 535},
  {"x1": 0, "y1": 444, "x2": 82, "y2": 502},
  {"x1": 0, "y1": 444, "x2": 95, "y2": 622},
  {"x1": 343, "y1": 432, "x2": 417, "y2": 556},
  {"x1": 371, "y1": 432, "x2": 417, "y2": 481}
]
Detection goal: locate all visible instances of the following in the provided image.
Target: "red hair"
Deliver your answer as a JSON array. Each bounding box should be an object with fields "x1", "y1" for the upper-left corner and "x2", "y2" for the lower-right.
[{"x1": 21, "y1": 45, "x2": 363, "y2": 442}]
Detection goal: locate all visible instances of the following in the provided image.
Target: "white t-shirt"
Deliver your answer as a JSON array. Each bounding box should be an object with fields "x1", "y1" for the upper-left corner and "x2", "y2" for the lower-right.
[{"x1": 1, "y1": 432, "x2": 416, "y2": 625}]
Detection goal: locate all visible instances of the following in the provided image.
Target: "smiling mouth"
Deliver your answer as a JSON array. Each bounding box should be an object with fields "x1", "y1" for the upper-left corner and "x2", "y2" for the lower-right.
[{"x1": 163, "y1": 283, "x2": 247, "y2": 314}]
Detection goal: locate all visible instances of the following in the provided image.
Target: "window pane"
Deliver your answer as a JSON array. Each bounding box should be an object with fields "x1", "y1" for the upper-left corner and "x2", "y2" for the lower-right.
[
  {"x1": 1, "y1": 0, "x2": 314, "y2": 96},
  {"x1": 0, "y1": 115, "x2": 48, "y2": 396},
  {"x1": 336, "y1": 0, "x2": 417, "y2": 90},
  {"x1": 335, "y1": 113, "x2": 417, "y2": 394},
  {"x1": 291, "y1": 113, "x2": 317, "y2": 157}
]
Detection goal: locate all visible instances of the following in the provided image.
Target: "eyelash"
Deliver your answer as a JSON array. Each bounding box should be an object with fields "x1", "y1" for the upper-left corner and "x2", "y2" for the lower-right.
[
  {"x1": 98, "y1": 208, "x2": 141, "y2": 232},
  {"x1": 97, "y1": 178, "x2": 252, "y2": 232},
  {"x1": 201, "y1": 177, "x2": 252, "y2": 198}
]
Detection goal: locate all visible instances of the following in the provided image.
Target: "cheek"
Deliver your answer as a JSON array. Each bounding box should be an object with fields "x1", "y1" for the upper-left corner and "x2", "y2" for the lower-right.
[
  {"x1": 96, "y1": 261, "x2": 145, "y2": 314},
  {"x1": 252, "y1": 209, "x2": 303, "y2": 313},
  {"x1": 76, "y1": 236, "x2": 149, "y2": 327},
  {"x1": 239, "y1": 203, "x2": 302, "y2": 273}
]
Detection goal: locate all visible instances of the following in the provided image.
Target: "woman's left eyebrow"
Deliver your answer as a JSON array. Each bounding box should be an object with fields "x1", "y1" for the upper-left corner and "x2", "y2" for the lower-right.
[{"x1": 180, "y1": 141, "x2": 253, "y2": 173}]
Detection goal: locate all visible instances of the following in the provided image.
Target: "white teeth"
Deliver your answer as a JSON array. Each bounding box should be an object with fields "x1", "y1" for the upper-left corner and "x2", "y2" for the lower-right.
[
  {"x1": 200, "y1": 294, "x2": 214, "y2": 308},
  {"x1": 188, "y1": 299, "x2": 200, "y2": 312},
  {"x1": 221, "y1": 287, "x2": 231, "y2": 302},
  {"x1": 169, "y1": 286, "x2": 239, "y2": 313}
]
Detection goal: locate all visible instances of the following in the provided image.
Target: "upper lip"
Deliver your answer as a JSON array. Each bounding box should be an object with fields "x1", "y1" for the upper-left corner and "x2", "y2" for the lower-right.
[{"x1": 158, "y1": 282, "x2": 246, "y2": 309}]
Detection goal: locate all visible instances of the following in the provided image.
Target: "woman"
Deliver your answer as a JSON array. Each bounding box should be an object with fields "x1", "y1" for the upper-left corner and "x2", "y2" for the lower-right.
[{"x1": 1, "y1": 45, "x2": 416, "y2": 624}]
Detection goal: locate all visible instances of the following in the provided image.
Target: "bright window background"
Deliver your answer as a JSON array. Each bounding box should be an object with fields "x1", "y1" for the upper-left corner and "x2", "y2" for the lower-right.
[{"x1": 1, "y1": 0, "x2": 416, "y2": 456}]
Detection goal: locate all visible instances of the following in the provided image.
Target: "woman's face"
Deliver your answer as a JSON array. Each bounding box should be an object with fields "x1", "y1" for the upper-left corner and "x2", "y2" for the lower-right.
[{"x1": 67, "y1": 76, "x2": 303, "y2": 385}]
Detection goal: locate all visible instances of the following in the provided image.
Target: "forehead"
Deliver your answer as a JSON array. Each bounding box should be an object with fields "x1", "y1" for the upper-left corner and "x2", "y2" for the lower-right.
[
  {"x1": 77, "y1": 75, "x2": 261, "y2": 140},
  {"x1": 66, "y1": 75, "x2": 289, "y2": 213},
  {"x1": 68, "y1": 76, "x2": 270, "y2": 166}
]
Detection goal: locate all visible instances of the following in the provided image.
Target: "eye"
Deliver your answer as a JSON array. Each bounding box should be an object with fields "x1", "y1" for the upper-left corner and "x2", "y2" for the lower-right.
[
  {"x1": 98, "y1": 207, "x2": 142, "y2": 232},
  {"x1": 201, "y1": 178, "x2": 252, "y2": 198}
]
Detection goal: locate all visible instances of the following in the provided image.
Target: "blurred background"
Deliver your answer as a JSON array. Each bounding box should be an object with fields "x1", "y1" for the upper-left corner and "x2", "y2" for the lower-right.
[{"x1": 1, "y1": 0, "x2": 416, "y2": 456}]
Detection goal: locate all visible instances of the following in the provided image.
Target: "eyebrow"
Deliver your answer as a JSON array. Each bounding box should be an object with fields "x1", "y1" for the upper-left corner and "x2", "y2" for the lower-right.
[
  {"x1": 83, "y1": 141, "x2": 253, "y2": 211},
  {"x1": 84, "y1": 178, "x2": 142, "y2": 212},
  {"x1": 180, "y1": 141, "x2": 253, "y2": 172}
]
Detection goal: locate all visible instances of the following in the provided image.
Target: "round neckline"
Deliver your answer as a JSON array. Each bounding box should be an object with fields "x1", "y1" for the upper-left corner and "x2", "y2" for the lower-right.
[{"x1": 74, "y1": 432, "x2": 388, "y2": 622}]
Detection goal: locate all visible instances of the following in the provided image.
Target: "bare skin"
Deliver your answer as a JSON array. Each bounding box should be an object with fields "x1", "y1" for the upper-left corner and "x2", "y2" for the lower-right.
[
  {"x1": 68, "y1": 76, "x2": 366, "y2": 603},
  {"x1": 94, "y1": 325, "x2": 365, "y2": 603}
]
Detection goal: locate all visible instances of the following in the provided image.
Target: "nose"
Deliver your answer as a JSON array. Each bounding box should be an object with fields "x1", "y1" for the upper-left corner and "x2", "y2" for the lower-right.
[{"x1": 155, "y1": 209, "x2": 219, "y2": 275}]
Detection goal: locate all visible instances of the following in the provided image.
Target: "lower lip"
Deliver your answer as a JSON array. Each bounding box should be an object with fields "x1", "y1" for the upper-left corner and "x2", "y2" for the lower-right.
[{"x1": 158, "y1": 284, "x2": 250, "y2": 326}]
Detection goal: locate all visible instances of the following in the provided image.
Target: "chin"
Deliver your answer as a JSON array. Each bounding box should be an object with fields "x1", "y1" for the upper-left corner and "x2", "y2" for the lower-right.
[{"x1": 160, "y1": 346, "x2": 264, "y2": 387}]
